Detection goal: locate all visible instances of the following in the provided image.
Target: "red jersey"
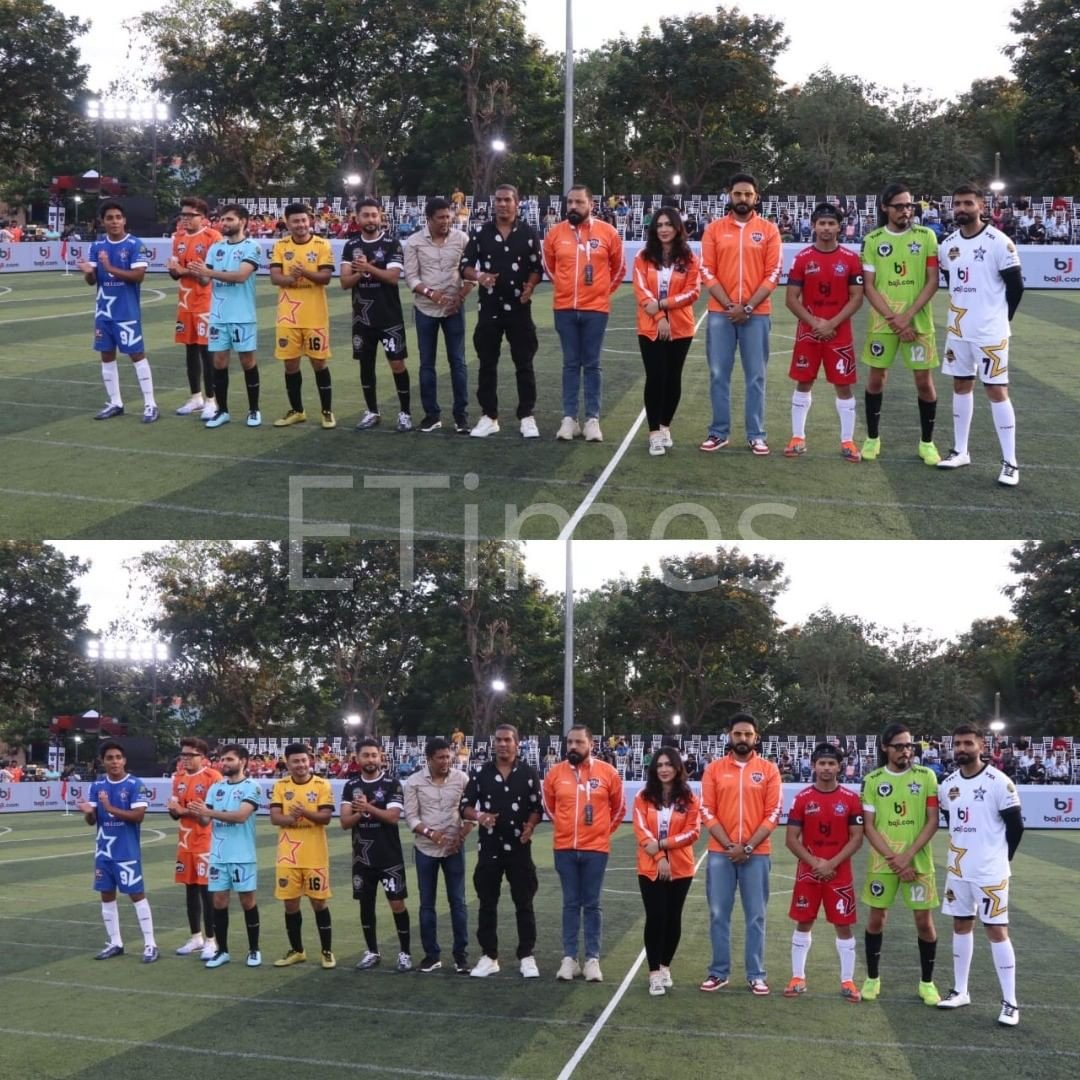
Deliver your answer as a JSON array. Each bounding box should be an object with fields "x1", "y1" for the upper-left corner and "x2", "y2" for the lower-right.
[
  {"x1": 786, "y1": 245, "x2": 863, "y2": 323},
  {"x1": 786, "y1": 784, "x2": 863, "y2": 882}
]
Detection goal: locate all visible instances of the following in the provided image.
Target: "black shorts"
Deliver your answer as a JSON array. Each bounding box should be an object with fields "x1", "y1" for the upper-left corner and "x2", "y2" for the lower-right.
[
  {"x1": 352, "y1": 861, "x2": 408, "y2": 902},
  {"x1": 352, "y1": 321, "x2": 408, "y2": 363}
]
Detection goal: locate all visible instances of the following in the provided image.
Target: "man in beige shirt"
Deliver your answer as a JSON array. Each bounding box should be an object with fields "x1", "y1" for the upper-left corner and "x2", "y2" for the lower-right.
[
  {"x1": 403, "y1": 199, "x2": 473, "y2": 434},
  {"x1": 403, "y1": 737, "x2": 473, "y2": 972}
]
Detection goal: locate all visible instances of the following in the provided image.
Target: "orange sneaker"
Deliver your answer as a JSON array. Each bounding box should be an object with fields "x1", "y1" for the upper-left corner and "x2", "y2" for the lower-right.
[
  {"x1": 784, "y1": 436, "x2": 807, "y2": 458},
  {"x1": 783, "y1": 976, "x2": 807, "y2": 997},
  {"x1": 841, "y1": 980, "x2": 862, "y2": 1003},
  {"x1": 840, "y1": 440, "x2": 861, "y2": 463}
]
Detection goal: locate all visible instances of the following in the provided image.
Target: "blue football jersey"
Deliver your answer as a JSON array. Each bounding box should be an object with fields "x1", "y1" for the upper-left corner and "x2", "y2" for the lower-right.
[
  {"x1": 207, "y1": 238, "x2": 261, "y2": 325},
  {"x1": 207, "y1": 777, "x2": 261, "y2": 864},
  {"x1": 89, "y1": 774, "x2": 149, "y2": 863},
  {"x1": 89, "y1": 234, "x2": 147, "y2": 326}
]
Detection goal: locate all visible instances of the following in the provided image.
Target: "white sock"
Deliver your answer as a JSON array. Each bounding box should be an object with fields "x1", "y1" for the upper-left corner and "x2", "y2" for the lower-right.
[
  {"x1": 835, "y1": 397, "x2": 856, "y2": 442},
  {"x1": 101, "y1": 362, "x2": 122, "y2": 407},
  {"x1": 952, "y1": 392, "x2": 974, "y2": 455},
  {"x1": 836, "y1": 936, "x2": 856, "y2": 982},
  {"x1": 132, "y1": 358, "x2": 156, "y2": 407},
  {"x1": 952, "y1": 932, "x2": 974, "y2": 995},
  {"x1": 133, "y1": 898, "x2": 156, "y2": 947},
  {"x1": 101, "y1": 900, "x2": 122, "y2": 946},
  {"x1": 991, "y1": 399, "x2": 1017, "y2": 465},
  {"x1": 791, "y1": 930, "x2": 811, "y2": 978},
  {"x1": 991, "y1": 938, "x2": 1017, "y2": 1004},
  {"x1": 791, "y1": 391, "x2": 811, "y2": 438}
]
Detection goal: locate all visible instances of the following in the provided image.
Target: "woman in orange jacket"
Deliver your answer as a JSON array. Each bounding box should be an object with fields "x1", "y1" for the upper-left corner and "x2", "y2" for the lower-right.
[
  {"x1": 632, "y1": 207, "x2": 702, "y2": 457},
  {"x1": 632, "y1": 746, "x2": 701, "y2": 996}
]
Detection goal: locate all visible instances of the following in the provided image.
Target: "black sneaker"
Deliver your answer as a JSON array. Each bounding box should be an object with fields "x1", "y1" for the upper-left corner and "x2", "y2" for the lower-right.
[
  {"x1": 453, "y1": 954, "x2": 469, "y2": 974},
  {"x1": 417, "y1": 955, "x2": 442, "y2": 973},
  {"x1": 418, "y1": 414, "x2": 442, "y2": 433},
  {"x1": 453, "y1": 415, "x2": 469, "y2": 435}
]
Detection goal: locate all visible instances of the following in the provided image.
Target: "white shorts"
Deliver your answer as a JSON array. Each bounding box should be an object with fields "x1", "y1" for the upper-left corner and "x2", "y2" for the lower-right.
[
  {"x1": 942, "y1": 338, "x2": 1009, "y2": 385},
  {"x1": 942, "y1": 877, "x2": 1010, "y2": 924}
]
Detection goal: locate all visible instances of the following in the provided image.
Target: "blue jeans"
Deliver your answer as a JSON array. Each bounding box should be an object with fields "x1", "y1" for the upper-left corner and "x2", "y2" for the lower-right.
[
  {"x1": 705, "y1": 851, "x2": 771, "y2": 981},
  {"x1": 554, "y1": 309, "x2": 608, "y2": 419},
  {"x1": 414, "y1": 848, "x2": 469, "y2": 960},
  {"x1": 553, "y1": 849, "x2": 608, "y2": 959},
  {"x1": 705, "y1": 312, "x2": 771, "y2": 441},
  {"x1": 415, "y1": 308, "x2": 468, "y2": 420}
]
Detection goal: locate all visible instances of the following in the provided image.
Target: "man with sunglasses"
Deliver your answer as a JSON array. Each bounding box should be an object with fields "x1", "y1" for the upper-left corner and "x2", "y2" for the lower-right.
[
  {"x1": 860, "y1": 183, "x2": 941, "y2": 465},
  {"x1": 859, "y1": 723, "x2": 942, "y2": 1005}
]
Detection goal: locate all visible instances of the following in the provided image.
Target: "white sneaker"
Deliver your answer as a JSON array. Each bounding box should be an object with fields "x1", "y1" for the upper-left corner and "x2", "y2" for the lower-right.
[
  {"x1": 520, "y1": 956, "x2": 540, "y2": 978},
  {"x1": 648, "y1": 432, "x2": 666, "y2": 456},
  {"x1": 556, "y1": 956, "x2": 581, "y2": 981},
  {"x1": 200, "y1": 400, "x2": 218, "y2": 421},
  {"x1": 175, "y1": 934, "x2": 204, "y2": 956},
  {"x1": 649, "y1": 971, "x2": 666, "y2": 996},
  {"x1": 356, "y1": 410, "x2": 381, "y2": 430},
  {"x1": 520, "y1": 416, "x2": 540, "y2": 439},
  {"x1": 998, "y1": 460, "x2": 1019, "y2": 487},
  {"x1": 556, "y1": 417, "x2": 580, "y2": 441},
  {"x1": 937, "y1": 989, "x2": 971, "y2": 1009},
  {"x1": 396, "y1": 411, "x2": 413, "y2": 432},
  {"x1": 176, "y1": 394, "x2": 204, "y2": 416},
  {"x1": 998, "y1": 1000, "x2": 1020, "y2": 1026},
  {"x1": 583, "y1": 417, "x2": 603, "y2": 442},
  {"x1": 200, "y1": 939, "x2": 218, "y2": 961},
  {"x1": 583, "y1": 957, "x2": 603, "y2": 982},
  {"x1": 470, "y1": 415, "x2": 500, "y2": 438},
  {"x1": 937, "y1": 449, "x2": 971, "y2": 469},
  {"x1": 659, "y1": 965, "x2": 673, "y2": 988},
  {"x1": 470, "y1": 955, "x2": 500, "y2": 978},
  {"x1": 659, "y1": 426, "x2": 673, "y2": 449}
]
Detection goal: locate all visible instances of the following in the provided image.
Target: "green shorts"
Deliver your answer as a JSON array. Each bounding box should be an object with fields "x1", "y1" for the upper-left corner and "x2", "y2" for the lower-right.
[
  {"x1": 861, "y1": 870, "x2": 938, "y2": 910},
  {"x1": 861, "y1": 331, "x2": 939, "y2": 370}
]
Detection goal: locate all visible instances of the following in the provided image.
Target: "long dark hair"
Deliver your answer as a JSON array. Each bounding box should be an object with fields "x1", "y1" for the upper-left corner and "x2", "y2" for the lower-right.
[
  {"x1": 642, "y1": 206, "x2": 692, "y2": 269},
  {"x1": 642, "y1": 745, "x2": 693, "y2": 809}
]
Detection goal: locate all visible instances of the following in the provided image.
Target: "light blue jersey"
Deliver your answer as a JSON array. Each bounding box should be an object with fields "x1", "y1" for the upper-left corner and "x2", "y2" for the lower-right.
[
  {"x1": 207, "y1": 777, "x2": 261, "y2": 864},
  {"x1": 207, "y1": 238, "x2": 261, "y2": 326}
]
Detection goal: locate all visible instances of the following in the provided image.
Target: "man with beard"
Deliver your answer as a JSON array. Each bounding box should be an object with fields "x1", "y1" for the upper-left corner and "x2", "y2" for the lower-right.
[
  {"x1": 187, "y1": 204, "x2": 263, "y2": 428},
  {"x1": 698, "y1": 174, "x2": 783, "y2": 455},
  {"x1": 542, "y1": 186, "x2": 624, "y2": 442},
  {"x1": 699, "y1": 713, "x2": 782, "y2": 994},
  {"x1": 340, "y1": 737, "x2": 414, "y2": 972},
  {"x1": 937, "y1": 724, "x2": 1024, "y2": 1025},
  {"x1": 341, "y1": 196, "x2": 413, "y2": 432},
  {"x1": 542, "y1": 725, "x2": 624, "y2": 982},
  {"x1": 188, "y1": 744, "x2": 263, "y2": 968},
  {"x1": 935, "y1": 184, "x2": 1024, "y2": 486}
]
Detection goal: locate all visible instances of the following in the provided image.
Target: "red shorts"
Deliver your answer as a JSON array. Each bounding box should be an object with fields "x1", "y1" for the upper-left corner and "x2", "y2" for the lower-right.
[
  {"x1": 789, "y1": 871, "x2": 857, "y2": 925},
  {"x1": 175, "y1": 308, "x2": 211, "y2": 346},
  {"x1": 175, "y1": 848, "x2": 211, "y2": 885},
  {"x1": 789, "y1": 328, "x2": 857, "y2": 386}
]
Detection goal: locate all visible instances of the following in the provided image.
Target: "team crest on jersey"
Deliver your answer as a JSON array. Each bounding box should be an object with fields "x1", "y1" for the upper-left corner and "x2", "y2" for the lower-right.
[
  {"x1": 1006, "y1": 242, "x2": 1016, "y2": 253},
  {"x1": 177, "y1": 243, "x2": 187, "y2": 254},
  {"x1": 948, "y1": 247, "x2": 960, "y2": 260},
  {"x1": 1006, "y1": 781, "x2": 1016, "y2": 793},
  {"x1": 795, "y1": 355, "x2": 810, "y2": 368},
  {"x1": 877, "y1": 782, "x2": 892, "y2": 797},
  {"x1": 945, "y1": 888, "x2": 955, "y2": 902},
  {"x1": 751, "y1": 771, "x2": 763, "y2": 783},
  {"x1": 973, "y1": 246, "x2": 987, "y2": 262},
  {"x1": 589, "y1": 238, "x2": 600, "y2": 249},
  {"x1": 751, "y1": 232, "x2": 763, "y2": 243},
  {"x1": 945, "y1": 348, "x2": 956, "y2": 361},
  {"x1": 908, "y1": 781, "x2": 921, "y2": 794},
  {"x1": 870, "y1": 341, "x2": 885, "y2": 358},
  {"x1": 833, "y1": 802, "x2": 848, "y2": 815},
  {"x1": 306, "y1": 251, "x2": 317, "y2": 263},
  {"x1": 284, "y1": 790, "x2": 294, "y2": 800},
  {"x1": 175, "y1": 861, "x2": 184, "y2": 873},
  {"x1": 947, "y1": 786, "x2": 960, "y2": 801},
  {"x1": 805, "y1": 261, "x2": 820, "y2": 275},
  {"x1": 589, "y1": 778, "x2": 601, "y2": 790},
  {"x1": 175, "y1": 321, "x2": 184, "y2": 333},
  {"x1": 178, "y1": 783, "x2": 187, "y2": 794},
  {"x1": 869, "y1": 880, "x2": 885, "y2": 897},
  {"x1": 907, "y1": 241, "x2": 922, "y2": 254},
  {"x1": 833, "y1": 262, "x2": 847, "y2": 275},
  {"x1": 279, "y1": 337, "x2": 288, "y2": 347},
  {"x1": 877, "y1": 242, "x2": 892, "y2": 257},
  {"x1": 307, "y1": 790, "x2": 318, "y2": 802},
  {"x1": 973, "y1": 786, "x2": 987, "y2": 801},
  {"x1": 284, "y1": 250, "x2": 294, "y2": 260},
  {"x1": 795, "y1": 895, "x2": 810, "y2": 909},
  {"x1": 373, "y1": 788, "x2": 385, "y2": 803},
  {"x1": 279, "y1": 877, "x2": 288, "y2": 888}
]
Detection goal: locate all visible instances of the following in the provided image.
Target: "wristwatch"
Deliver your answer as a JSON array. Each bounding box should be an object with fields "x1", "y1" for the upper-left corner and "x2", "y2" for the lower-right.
[
  {"x1": 742, "y1": 304, "x2": 754, "y2": 316},
  {"x1": 743, "y1": 843, "x2": 755, "y2": 855}
]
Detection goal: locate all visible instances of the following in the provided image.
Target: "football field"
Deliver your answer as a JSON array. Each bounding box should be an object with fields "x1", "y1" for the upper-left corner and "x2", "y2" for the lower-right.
[
  {"x1": 1, "y1": 813, "x2": 1078, "y2": 1080},
  {"x1": 0, "y1": 272, "x2": 1078, "y2": 539}
]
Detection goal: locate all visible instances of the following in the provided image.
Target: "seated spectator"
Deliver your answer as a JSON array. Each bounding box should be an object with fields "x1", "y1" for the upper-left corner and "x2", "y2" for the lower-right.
[
  {"x1": 1047, "y1": 755, "x2": 1070, "y2": 783},
  {"x1": 615, "y1": 738, "x2": 629, "y2": 758},
  {"x1": 1028, "y1": 214, "x2": 1047, "y2": 244},
  {"x1": 1049, "y1": 215, "x2": 1071, "y2": 243},
  {"x1": 1027, "y1": 755, "x2": 1046, "y2": 783}
]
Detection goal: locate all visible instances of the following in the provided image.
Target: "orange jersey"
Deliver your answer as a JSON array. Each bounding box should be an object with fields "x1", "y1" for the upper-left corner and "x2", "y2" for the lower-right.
[
  {"x1": 632, "y1": 250, "x2": 702, "y2": 340},
  {"x1": 700, "y1": 752, "x2": 782, "y2": 853},
  {"x1": 172, "y1": 765, "x2": 222, "y2": 854},
  {"x1": 700, "y1": 213, "x2": 782, "y2": 314},
  {"x1": 172, "y1": 226, "x2": 222, "y2": 316},
  {"x1": 541, "y1": 218, "x2": 624, "y2": 312},
  {"x1": 542, "y1": 757, "x2": 624, "y2": 852},
  {"x1": 632, "y1": 789, "x2": 701, "y2": 880}
]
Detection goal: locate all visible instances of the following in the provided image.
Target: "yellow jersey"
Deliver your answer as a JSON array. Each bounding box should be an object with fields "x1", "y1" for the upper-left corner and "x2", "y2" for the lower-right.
[
  {"x1": 270, "y1": 774, "x2": 334, "y2": 869},
  {"x1": 269, "y1": 235, "x2": 334, "y2": 329}
]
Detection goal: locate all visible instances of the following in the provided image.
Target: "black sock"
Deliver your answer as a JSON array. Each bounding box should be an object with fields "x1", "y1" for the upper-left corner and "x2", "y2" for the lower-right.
[
  {"x1": 393, "y1": 909, "x2": 410, "y2": 956},
  {"x1": 360, "y1": 356, "x2": 378, "y2": 412},
  {"x1": 285, "y1": 909, "x2": 303, "y2": 952},
  {"x1": 201, "y1": 346, "x2": 215, "y2": 402},
  {"x1": 244, "y1": 365, "x2": 260, "y2": 412},
  {"x1": 214, "y1": 906, "x2": 229, "y2": 954},
  {"x1": 865, "y1": 931, "x2": 883, "y2": 979},
  {"x1": 393, "y1": 369, "x2": 410, "y2": 415},
  {"x1": 200, "y1": 885, "x2": 215, "y2": 941},
  {"x1": 918, "y1": 937, "x2": 937, "y2": 982},
  {"x1": 213, "y1": 367, "x2": 229, "y2": 414},
  {"x1": 185, "y1": 344, "x2": 202, "y2": 395},
  {"x1": 314, "y1": 907, "x2": 332, "y2": 952},
  {"x1": 185, "y1": 884, "x2": 202, "y2": 934},
  {"x1": 245, "y1": 905, "x2": 260, "y2": 952},
  {"x1": 865, "y1": 391, "x2": 883, "y2": 439},
  {"x1": 314, "y1": 367, "x2": 332, "y2": 412},
  {"x1": 360, "y1": 895, "x2": 378, "y2": 953},
  {"x1": 285, "y1": 370, "x2": 303, "y2": 412},
  {"x1": 918, "y1": 397, "x2": 937, "y2": 442}
]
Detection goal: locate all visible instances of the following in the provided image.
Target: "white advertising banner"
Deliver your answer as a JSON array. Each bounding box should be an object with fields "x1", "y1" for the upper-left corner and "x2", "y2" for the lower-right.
[{"x1": 3, "y1": 779, "x2": 1078, "y2": 828}]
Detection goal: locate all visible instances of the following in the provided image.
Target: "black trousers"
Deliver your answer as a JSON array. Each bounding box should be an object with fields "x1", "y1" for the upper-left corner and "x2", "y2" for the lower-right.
[
  {"x1": 638, "y1": 874, "x2": 693, "y2": 970},
  {"x1": 638, "y1": 334, "x2": 692, "y2": 430},
  {"x1": 473, "y1": 853, "x2": 538, "y2": 961},
  {"x1": 474, "y1": 307, "x2": 538, "y2": 420}
]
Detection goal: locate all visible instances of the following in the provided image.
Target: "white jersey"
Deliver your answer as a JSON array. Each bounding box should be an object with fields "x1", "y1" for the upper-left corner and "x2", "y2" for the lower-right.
[
  {"x1": 939, "y1": 225, "x2": 1021, "y2": 343},
  {"x1": 941, "y1": 764, "x2": 1021, "y2": 883}
]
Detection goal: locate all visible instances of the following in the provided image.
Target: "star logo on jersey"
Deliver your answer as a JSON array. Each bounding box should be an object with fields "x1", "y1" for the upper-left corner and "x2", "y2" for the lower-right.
[
  {"x1": 973, "y1": 785, "x2": 987, "y2": 801},
  {"x1": 947, "y1": 841, "x2": 966, "y2": 876},
  {"x1": 278, "y1": 291, "x2": 303, "y2": 324},
  {"x1": 212, "y1": 833, "x2": 227, "y2": 862},
  {"x1": 973, "y1": 246, "x2": 987, "y2": 262},
  {"x1": 177, "y1": 823, "x2": 193, "y2": 850},
  {"x1": 94, "y1": 288, "x2": 116, "y2": 320},
  {"x1": 947, "y1": 304, "x2": 967, "y2": 337},
  {"x1": 907, "y1": 781, "x2": 922, "y2": 794},
  {"x1": 306, "y1": 250, "x2": 318, "y2": 263},
  {"x1": 177, "y1": 284, "x2": 193, "y2": 311},
  {"x1": 352, "y1": 835, "x2": 375, "y2": 867},
  {"x1": 278, "y1": 830, "x2": 303, "y2": 864},
  {"x1": 306, "y1": 790, "x2": 318, "y2": 803},
  {"x1": 95, "y1": 827, "x2": 117, "y2": 860},
  {"x1": 907, "y1": 240, "x2": 922, "y2": 254}
]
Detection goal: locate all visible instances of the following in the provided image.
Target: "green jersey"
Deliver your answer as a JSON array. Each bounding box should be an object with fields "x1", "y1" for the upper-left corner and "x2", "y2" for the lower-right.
[
  {"x1": 861, "y1": 225, "x2": 939, "y2": 336},
  {"x1": 861, "y1": 764, "x2": 938, "y2": 875}
]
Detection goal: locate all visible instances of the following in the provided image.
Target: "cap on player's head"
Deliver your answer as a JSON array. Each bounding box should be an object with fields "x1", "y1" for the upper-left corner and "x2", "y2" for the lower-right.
[
  {"x1": 811, "y1": 202, "x2": 841, "y2": 224},
  {"x1": 811, "y1": 742, "x2": 842, "y2": 764}
]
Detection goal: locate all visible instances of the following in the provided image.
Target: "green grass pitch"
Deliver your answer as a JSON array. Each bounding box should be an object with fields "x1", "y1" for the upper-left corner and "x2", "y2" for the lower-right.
[
  {"x1": 0, "y1": 272, "x2": 1077, "y2": 539},
  {"x1": 1, "y1": 812, "x2": 1078, "y2": 1079}
]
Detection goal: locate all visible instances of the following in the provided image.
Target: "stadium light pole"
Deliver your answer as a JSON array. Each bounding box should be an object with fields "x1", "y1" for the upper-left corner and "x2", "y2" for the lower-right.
[
  {"x1": 73, "y1": 735, "x2": 82, "y2": 765},
  {"x1": 73, "y1": 195, "x2": 82, "y2": 226},
  {"x1": 563, "y1": 540, "x2": 574, "y2": 735},
  {"x1": 85, "y1": 636, "x2": 170, "y2": 735},
  {"x1": 85, "y1": 98, "x2": 170, "y2": 204},
  {"x1": 563, "y1": 0, "x2": 574, "y2": 194},
  {"x1": 345, "y1": 173, "x2": 362, "y2": 202},
  {"x1": 491, "y1": 678, "x2": 507, "y2": 693}
]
